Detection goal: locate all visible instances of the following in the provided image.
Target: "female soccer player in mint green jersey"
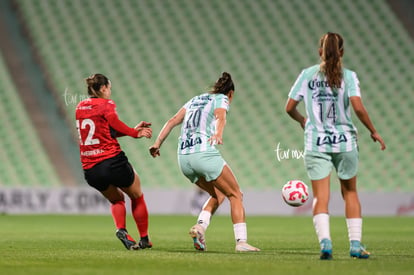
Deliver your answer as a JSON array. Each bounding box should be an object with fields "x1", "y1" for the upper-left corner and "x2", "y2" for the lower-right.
[
  {"x1": 149, "y1": 72, "x2": 259, "y2": 252},
  {"x1": 285, "y1": 33, "x2": 386, "y2": 260}
]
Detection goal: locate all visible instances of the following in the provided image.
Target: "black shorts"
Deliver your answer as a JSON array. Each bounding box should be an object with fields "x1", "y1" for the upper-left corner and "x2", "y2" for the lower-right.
[{"x1": 84, "y1": 151, "x2": 135, "y2": 192}]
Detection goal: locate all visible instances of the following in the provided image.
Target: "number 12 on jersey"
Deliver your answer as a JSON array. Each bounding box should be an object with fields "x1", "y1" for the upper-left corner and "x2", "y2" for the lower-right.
[{"x1": 76, "y1": 119, "x2": 100, "y2": 145}]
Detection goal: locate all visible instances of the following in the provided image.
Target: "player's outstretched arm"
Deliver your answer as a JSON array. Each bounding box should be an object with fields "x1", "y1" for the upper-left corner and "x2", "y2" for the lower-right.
[
  {"x1": 149, "y1": 108, "x2": 186, "y2": 158},
  {"x1": 107, "y1": 113, "x2": 151, "y2": 138}
]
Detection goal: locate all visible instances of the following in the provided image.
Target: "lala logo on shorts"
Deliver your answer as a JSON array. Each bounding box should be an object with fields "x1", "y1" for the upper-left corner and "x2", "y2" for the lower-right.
[
  {"x1": 181, "y1": 137, "x2": 202, "y2": 150},
  {"x1": 316, "y1": 134, "x2": 347, "y2": 146}
]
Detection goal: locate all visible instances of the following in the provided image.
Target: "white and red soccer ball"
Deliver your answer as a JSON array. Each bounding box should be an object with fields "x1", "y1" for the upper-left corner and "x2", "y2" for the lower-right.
[{"x1": 282, "y1": 180, "x2": 309, "y2": 207}]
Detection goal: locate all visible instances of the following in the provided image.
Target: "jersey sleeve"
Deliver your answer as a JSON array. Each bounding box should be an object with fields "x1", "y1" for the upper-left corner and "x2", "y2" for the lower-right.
[
  {"x1": 214, "y1": 94, "x2": 230, "y2": 112},
  {"x1": 288, "y1": 69, "x2": 306, "y2": 101},
  {"x1": 182, "y1": 98, "x2": 192, "y2": 110},
  {"x1": 104, "y1": 100, "x2": 138, "y2": 138},
  {"x1": 344, "y1": 70, "x2": 361, "y2": 97}
]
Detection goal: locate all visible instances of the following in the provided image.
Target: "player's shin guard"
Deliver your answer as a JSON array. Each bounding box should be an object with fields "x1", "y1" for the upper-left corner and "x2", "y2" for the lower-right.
[
  {"x1": 111, "y1": 200, "x2": 126, "y2": 229},
  {"x1": 131, "y1": 194, "x2": 149, "y2": 238}
]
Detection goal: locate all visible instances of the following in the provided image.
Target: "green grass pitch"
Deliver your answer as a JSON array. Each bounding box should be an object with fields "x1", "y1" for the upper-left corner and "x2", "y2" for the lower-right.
[{"x1": 0, "y1": 215, "x2": 413, "y2": 274}]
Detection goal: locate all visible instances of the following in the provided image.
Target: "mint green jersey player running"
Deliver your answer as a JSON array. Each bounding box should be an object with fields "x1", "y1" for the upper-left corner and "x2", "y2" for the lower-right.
[
  {"x1": 150, "y1": 72, "x2": 260, "y2": 253},
  {"x1": 288, "y1": 65, "x2": 361, "y2": 153},
  {"x1": 286, "y1": 33, "x2": 386, "y2": 261},
  {"x1": 178, "y1": 92, "x2": 229, "y2": 154}
]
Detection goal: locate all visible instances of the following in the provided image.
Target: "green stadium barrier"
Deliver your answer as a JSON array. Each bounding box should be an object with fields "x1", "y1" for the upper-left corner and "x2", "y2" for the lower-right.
[{"x1": 13, "y1": 0, "x2": 414, "y2": 192}]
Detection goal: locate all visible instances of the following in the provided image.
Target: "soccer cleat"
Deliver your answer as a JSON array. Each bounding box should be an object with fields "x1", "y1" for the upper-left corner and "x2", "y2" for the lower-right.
[
  {"x1": 189, "y1": 224, "x2": 206, "y2": 251},
  {"x1": 350, "y1": 240, "x2": 370, "y2": 259},
  {"x1": 235, "y1": 241, "x2": 261, "y2": 252},
  {"x1": 116, "y1": 228, "x2": 140, "y2": 250},
  {"x1": 319, "y1": 238, "x2": 333, "y2": 260},
  {"x1": 138, "y1": 236, "x2": 153, "y2": 249}
]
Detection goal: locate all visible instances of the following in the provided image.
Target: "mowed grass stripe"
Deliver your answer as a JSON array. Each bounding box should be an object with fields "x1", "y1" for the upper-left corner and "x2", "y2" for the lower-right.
[{"x1": 0, "y1": 215, "x2": 413, "y2": 274}]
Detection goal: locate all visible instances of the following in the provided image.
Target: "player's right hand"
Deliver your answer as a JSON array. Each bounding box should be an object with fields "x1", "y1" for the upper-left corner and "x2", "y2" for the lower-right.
[{"x1": 149, "y1": 146, "x2": 160, "y2": 158}]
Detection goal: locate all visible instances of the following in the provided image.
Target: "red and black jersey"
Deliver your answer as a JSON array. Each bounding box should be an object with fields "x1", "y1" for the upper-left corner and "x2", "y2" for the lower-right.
[{"x1": 75, "y1": 98, "x2": 138, "y2": 169}]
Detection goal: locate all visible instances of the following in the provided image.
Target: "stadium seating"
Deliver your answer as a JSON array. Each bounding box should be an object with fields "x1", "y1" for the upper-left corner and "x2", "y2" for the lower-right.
[
  {"x1": 0, "y1": 52, "x2": 60, "y2": 187},
  {"x1": 12, "y1": 0, "x2": 414, "y2": 191}
]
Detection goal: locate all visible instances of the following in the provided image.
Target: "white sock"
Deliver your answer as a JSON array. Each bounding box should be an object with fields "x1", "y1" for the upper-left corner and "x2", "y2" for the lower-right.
[
  {"x1": 197, "y1": 210, "x2": 211, "y2": 230},
  {"x1": 233, "y1": 223, "x2": 247, "y2": 243},
  {"x1": 313, "y1": 213, "x2": 331, "y2": 242},
  {"x1": 346, "y1": 218, "x2": 362, "y2": 242}
]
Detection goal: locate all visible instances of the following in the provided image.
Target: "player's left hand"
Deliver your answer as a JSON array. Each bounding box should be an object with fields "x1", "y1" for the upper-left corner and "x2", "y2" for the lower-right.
[
  {"x1": 208, "y1": 135, "x2": 223, "y2": 145},
  {"x1": 135, "y1": 121, "x2": 152, "y2": 128},
  {"x1": 371, "y1": 132, "x2": 386, "y2": 150}
]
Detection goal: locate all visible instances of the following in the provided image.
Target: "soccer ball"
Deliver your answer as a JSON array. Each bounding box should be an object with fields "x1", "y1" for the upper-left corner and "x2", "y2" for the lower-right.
[{"x1": 282, "y1": 180, "x2": 309, "y2": 207}]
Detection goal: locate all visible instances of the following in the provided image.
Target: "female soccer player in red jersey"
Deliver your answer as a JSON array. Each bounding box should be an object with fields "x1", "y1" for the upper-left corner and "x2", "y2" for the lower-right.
[{"x1": 76, "y1": 73, "x2": 153, "y2": 250}]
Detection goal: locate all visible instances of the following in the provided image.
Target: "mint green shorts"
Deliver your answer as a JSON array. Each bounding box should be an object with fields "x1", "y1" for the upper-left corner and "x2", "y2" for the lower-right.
[
  {"x1": 304, "y1": 149, "x2": 359, "y2": 180},
  {"x1": 178, "y1": 151, "x2": 226, "y2": 183}
]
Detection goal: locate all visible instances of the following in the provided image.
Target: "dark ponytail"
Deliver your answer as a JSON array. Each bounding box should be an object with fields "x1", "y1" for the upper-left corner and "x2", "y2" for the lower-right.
[
  {"x1": 211, "y1": 72, "x2": 235, "y2": 95},
  {"x1": 85, "y1": 73, "x2": 109, "y2": 97}
]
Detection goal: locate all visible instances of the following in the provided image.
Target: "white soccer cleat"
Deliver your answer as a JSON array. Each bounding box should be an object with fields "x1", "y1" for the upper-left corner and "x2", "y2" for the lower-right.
[
  {"x1": 189, "y1": 224, "x2": 206, "y2": 251},
  {"x1": 235, "y1": 241, "x2": 261, "y2": 252}
]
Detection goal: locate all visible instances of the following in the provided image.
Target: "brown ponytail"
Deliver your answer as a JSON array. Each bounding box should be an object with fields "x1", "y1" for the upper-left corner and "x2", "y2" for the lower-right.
[
  {"x1": 85, "y1": 73, "x2": 109, "y2": 97},
  {"x1": 319, "y1": 32, "x2": 344, "y2": 89},
  {"x1": 211, "y1": 72, "x2": 235, "y2": 95}
]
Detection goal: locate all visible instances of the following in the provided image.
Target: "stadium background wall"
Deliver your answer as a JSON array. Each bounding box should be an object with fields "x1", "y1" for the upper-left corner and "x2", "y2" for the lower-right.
[{"x1": 0, "y1": 0, "x2": 413, "y2": 215}]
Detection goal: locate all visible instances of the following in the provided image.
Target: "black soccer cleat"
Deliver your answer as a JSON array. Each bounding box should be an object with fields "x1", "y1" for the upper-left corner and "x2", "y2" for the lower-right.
[
  {"x1": 116, "y1": 228, "x2": 140, "y2": 250},
  {"x1": 138, "y1": 235, "x2": 153, "y2": 249}
]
